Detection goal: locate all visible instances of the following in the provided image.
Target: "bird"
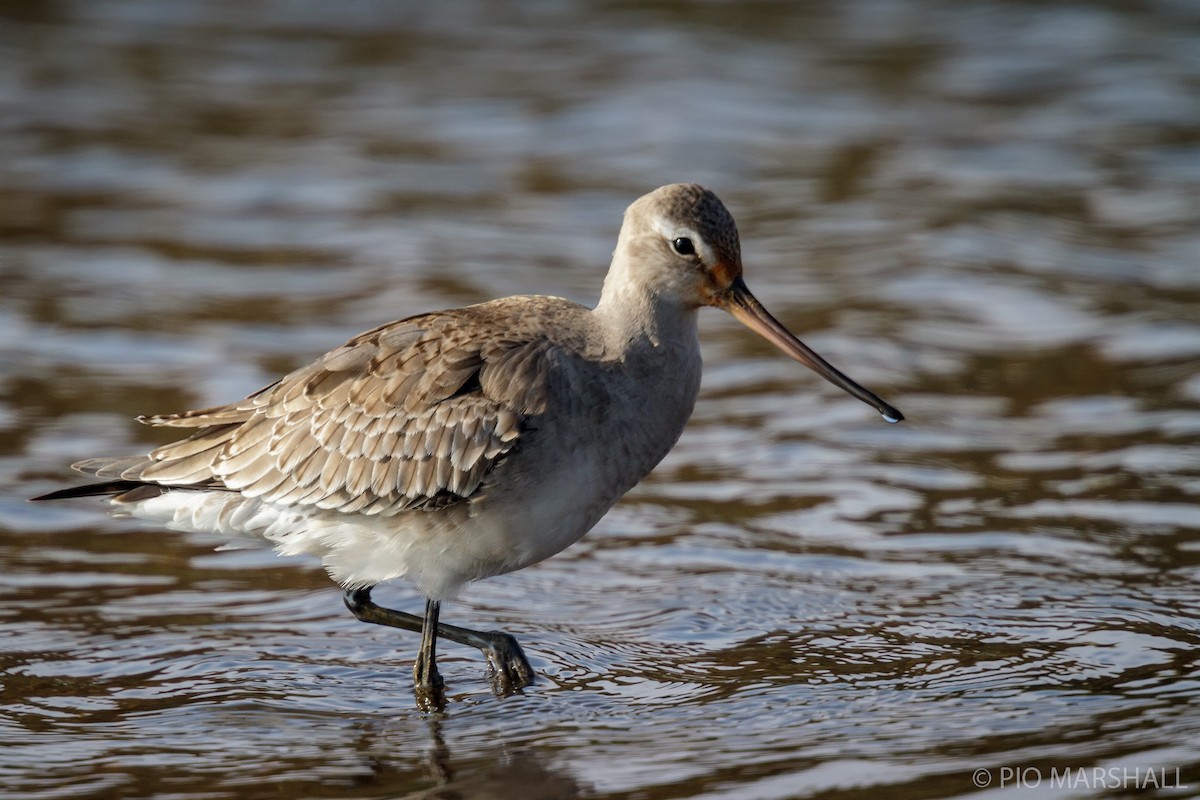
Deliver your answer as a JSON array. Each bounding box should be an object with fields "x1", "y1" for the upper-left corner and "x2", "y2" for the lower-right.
[{"x1": 32, "y1": 183, "x2": 902, "y2": 711}]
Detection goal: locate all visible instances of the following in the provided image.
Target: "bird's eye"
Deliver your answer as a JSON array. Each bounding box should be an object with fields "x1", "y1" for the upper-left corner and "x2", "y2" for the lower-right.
[{"x1": 671, "y1": 237, "x2": 696, "y2": 256}]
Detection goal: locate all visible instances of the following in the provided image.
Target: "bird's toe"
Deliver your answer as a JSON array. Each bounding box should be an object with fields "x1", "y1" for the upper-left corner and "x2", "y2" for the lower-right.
[{"x1": 483, "y1": 632, "x2": 535, "y2": 694}]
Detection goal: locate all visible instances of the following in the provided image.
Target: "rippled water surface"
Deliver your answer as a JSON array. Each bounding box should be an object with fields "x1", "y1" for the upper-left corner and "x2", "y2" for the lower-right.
[{"x1": 3, "y1": 1, "x2": 1200, "y2": 798}]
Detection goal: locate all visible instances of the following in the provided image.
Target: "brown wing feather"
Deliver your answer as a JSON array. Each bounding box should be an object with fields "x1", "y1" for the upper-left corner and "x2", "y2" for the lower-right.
[{"x1": 81, "y1": 300, "x2": 579, "y2": 516}]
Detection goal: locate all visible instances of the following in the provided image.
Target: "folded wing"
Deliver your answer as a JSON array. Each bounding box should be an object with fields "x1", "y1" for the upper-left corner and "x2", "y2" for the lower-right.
[{"x1": 76, "y1": 306, "x2": 564, "y2": 516}]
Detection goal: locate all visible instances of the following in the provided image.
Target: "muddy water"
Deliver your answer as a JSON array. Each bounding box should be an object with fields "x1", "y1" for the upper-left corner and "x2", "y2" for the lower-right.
[{"x1": 3, "y1": 1, "x2": 1199, "y2": 798}]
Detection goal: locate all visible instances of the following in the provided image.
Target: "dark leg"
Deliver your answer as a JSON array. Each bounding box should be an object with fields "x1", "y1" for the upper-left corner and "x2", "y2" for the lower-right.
[
  {"x1": 412, "y1": 598, "x2": 445, "y2": 712},
  {"x1": 343, "y1": 587, "x2": 534, "y2": 699}
]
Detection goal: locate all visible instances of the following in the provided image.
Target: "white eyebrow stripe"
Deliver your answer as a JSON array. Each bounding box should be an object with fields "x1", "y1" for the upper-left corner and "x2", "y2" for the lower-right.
[{"x1": 651, "y1": 219, "x2": 716, "y2": 265}]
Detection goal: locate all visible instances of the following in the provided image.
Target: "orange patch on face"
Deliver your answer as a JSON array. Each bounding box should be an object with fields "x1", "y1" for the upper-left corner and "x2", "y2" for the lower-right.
[
  {"x1": 711, "y1": 260, "x2": 738, "y2": 287},
  {"x1": 698, "y1": 261, "x2": 742, "y2": 307}
]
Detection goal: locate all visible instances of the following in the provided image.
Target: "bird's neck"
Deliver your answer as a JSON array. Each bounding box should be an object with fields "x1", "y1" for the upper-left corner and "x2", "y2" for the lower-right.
[{"x1": 593, "y1": 259, "x2": 699, "y2": 355}]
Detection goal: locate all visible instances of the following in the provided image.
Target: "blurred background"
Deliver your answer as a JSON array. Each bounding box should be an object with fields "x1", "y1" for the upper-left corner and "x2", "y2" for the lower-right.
[{"x1": 2, "y1": 1, "x2": 1199, "y2": 798}]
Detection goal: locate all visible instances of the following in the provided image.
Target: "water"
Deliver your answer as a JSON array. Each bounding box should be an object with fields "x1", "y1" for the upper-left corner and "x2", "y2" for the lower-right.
[{"x1": 3, "y1": 0, "x2": 1200, "y2": 798}]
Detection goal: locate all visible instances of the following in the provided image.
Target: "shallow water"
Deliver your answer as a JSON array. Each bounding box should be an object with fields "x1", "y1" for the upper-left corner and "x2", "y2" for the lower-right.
[{"x1": 3, "y1": 1, "x2": 1200, "y2": 798}]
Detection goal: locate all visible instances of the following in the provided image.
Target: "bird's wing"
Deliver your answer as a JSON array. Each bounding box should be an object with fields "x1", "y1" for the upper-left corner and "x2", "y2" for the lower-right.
[{"x1": 79, "y1": 304, "x2": 573, "y2": 516}]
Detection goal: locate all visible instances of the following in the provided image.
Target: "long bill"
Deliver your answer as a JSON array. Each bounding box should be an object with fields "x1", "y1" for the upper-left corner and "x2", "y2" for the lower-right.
[{"x1": 723, "y1": 277, "x2": 904, "y2": 423}]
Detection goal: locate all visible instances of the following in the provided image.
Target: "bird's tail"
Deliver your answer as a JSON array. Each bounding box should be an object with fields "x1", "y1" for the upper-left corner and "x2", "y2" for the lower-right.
[{"x1": 30, "y1": 481, "x2": 166, "y2": 503}]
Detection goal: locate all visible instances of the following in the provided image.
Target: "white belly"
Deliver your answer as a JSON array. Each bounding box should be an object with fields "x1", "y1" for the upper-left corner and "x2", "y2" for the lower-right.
[{"x1": 117, "y1": 424, "x2": 638, "y2": 600}]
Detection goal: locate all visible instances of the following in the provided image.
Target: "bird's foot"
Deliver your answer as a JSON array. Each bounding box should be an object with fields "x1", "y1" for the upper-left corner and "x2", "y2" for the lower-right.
[
  {"x1": 413, "y1": 653, "x2": 447, "y2": 713},
  {"x1": 480, "y1": 631, "x2": 535, "y2": 696}
]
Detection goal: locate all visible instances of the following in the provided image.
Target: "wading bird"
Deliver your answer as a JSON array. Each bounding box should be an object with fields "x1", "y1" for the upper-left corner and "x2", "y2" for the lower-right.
[{"x1": 34, "y1": 184, "x2": 902, "y2": 711}]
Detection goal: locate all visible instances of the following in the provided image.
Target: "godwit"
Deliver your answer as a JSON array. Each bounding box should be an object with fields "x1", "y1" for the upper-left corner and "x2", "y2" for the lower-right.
[{"x1": 33, "y1": 183, "x2": 902, "y2": 710}]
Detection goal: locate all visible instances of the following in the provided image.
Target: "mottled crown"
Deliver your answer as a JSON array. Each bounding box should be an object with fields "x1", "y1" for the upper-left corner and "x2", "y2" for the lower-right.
[{"x1": 649, "y1": 183, "x2": 742, "y2": 265}]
